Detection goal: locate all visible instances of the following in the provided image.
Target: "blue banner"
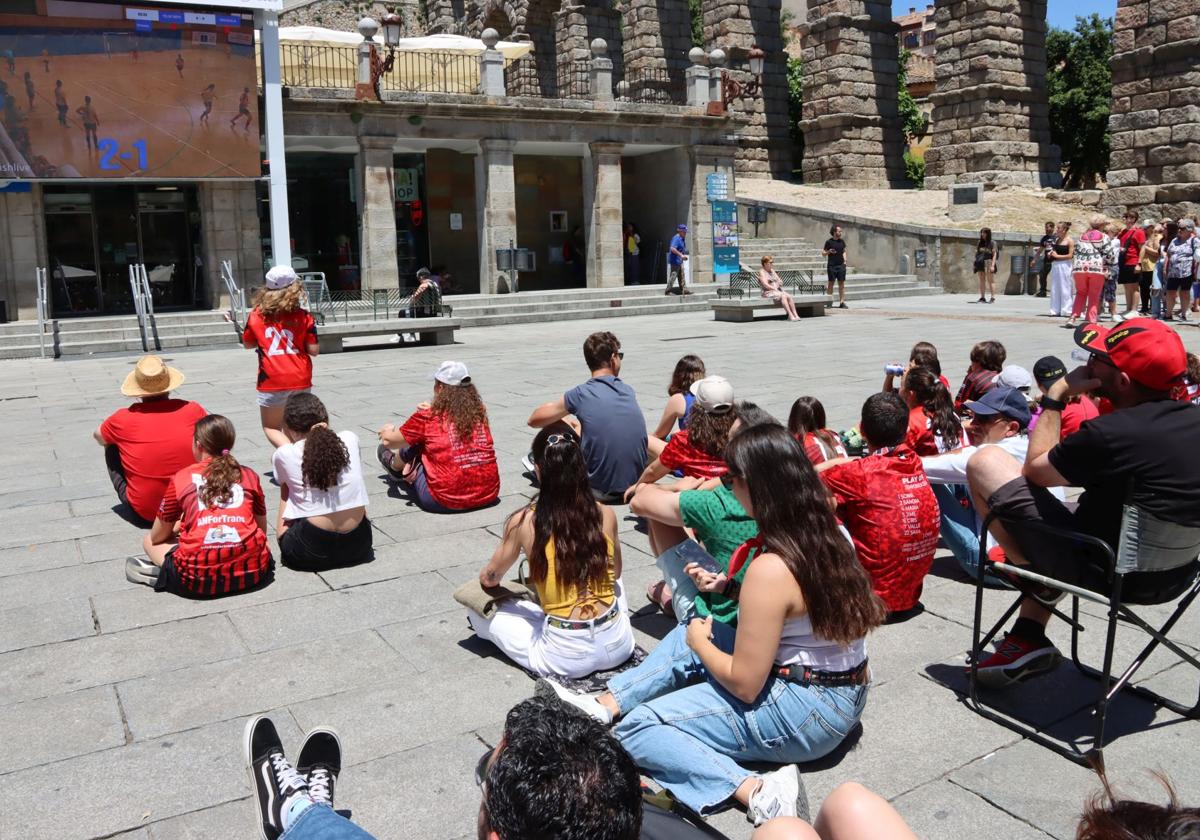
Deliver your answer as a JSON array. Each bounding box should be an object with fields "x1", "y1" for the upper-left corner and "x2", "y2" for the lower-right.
[
  {"x1": 134, "y1": 19, "x2": 152, "y2": 32},
  {"x1": 216, "y1": 13, "x2": 243, "y2": 26},
  {"x1": 159, "y1": 10, "x2": 185, "y2": 23}
]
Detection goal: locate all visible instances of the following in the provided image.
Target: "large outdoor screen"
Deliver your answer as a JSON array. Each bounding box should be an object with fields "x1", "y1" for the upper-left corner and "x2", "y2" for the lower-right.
[{"x1": 0, "y1": 1, "x2": 260, "y2": 179}]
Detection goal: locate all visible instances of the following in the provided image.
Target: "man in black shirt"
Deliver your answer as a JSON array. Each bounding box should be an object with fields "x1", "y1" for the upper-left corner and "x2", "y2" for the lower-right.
[
  {"x1": 823, "y1": 224, "x2": 848, "y2": 309},
  {"x1": 1036, "y1": 220, "x2": 1056, "y2": 297},
  {"x1": 964, "y1": 318, "x2": 1199, "y2": 687}
]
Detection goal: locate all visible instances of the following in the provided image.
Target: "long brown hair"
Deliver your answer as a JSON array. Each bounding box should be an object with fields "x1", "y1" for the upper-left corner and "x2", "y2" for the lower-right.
[
  {"x1": 516, "y1": 425, "x2": 608, "y2": 591},
  {"x1": 787, "y1": 395, "x2": 841, "y2": 454},
  {"x1": 430, "y1": 382, "x2": 489, "y2": 443},
  {"x1": 686, "y1": 403, "x2": 738, "y2": 458},
  {"x1": 283, "y1": 393, "x2": 349, "y2": 491},
  {"x1": 194, "y1": 415, "x2": 241, "y2": 508},
  {"x1": 251, "y1": 282, "x2": 303, "y2": 320},
  {"x1": 667, "y1": 354, "x2": 705, "y2": 396},
  {"x1": 725, "y1": 424, "x2": 885, "y2": 643},
  {"x1": 1077, "y1": 772, "x2": 1200, "y2": 839},
  {"x1": 904, "y1": 367, "x2": 962, "y2": 449}
]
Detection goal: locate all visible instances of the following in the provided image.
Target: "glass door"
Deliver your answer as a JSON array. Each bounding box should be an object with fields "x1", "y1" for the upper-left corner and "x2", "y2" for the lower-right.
[
  {"x1": 94, "y1": 185, "x2": 141, "y2": 315},
  {"x1": 44, "y1": 191, "x2": 102, "y2": 317},
  {"x1": 137, "y1": 188, "x2": 197, "y2": 310}
]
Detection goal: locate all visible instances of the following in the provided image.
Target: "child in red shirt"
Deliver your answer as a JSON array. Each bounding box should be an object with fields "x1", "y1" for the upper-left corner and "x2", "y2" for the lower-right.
[
  {"x1": 901, "y1": 367, "x2": 962, "y2": 456},
  {"x1": 129, "y1": 415, "x2": 272, "y2": 598},
  {"x1": 239, "y1": 266, "x2": 319, "y2": 447},
  {"x1": 787, "y1": 395, "x2": 847, "y2": 465}
]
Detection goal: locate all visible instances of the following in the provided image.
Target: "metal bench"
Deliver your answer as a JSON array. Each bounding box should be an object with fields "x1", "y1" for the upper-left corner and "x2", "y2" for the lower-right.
[
  {"x1": 710, "y1": 294, "x2": 830, "y2": 322},
  {"x1": 316, "y1": 317, "x2": 461, "y2": 353}
]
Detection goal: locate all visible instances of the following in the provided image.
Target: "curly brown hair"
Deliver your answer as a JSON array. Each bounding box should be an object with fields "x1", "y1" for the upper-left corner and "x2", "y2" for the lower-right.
[
  {"x1": 686, "y1": 403, "x2": 738, "y2": 459},
  {"x1": 251, "y1": 282, "x2": 304, "y2": 320},
  {"x1": 431, "y1": 382, "x2": 489, "y2": 443},
  {"x1": 283, "y1": 393, "x2": 349, "y2": 491},
  {"x1": 193, "y1": 415, "x2": 241, "y2": 508}
]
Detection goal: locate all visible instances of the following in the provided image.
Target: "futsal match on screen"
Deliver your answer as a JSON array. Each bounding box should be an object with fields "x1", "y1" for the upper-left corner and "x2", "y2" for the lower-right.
[{"x1": 0, "y1": 1, "x2": 260, "y2": 180}]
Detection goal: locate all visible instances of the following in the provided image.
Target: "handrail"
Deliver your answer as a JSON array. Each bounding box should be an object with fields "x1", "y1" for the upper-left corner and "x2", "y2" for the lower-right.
[
  {"x1": 221, "y1": 259, "x2": 247, "y2": 330},
  {"x1": 128, "y1": 264, "x2": 161, "y2": 352},
  {"x1": 35, "y1": 266, "x2": 51, "y2": 359}
]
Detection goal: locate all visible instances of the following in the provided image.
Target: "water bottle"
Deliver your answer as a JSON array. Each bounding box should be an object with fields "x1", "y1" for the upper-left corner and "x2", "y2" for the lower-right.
[
  {"x1": 885, "y1": 364, "x2": 906, "y2": 376},
  {"x1": 1070, "y1": 348, "x2": 1091, "y2": 363}
]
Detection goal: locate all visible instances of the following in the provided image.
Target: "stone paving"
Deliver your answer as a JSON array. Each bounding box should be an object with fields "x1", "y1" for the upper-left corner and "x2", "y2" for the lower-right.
[{"x1": 1, "y1": 294, "x2": 1198, "y2": 840}]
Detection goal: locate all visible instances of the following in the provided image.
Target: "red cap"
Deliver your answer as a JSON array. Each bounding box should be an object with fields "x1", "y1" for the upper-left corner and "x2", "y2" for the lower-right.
[{"x1": 1073, "y1": 319, "x2": 1187, "y2": 392}]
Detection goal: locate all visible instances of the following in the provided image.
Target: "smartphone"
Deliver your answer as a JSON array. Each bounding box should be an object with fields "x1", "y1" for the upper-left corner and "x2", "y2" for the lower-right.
[{"x1": 685, "y1": 551, "x2": 722, "y2": 576}]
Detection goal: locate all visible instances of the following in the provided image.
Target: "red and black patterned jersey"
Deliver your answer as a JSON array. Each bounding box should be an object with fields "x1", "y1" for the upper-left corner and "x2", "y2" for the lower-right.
[
  {"x1": 955, "y1": 368, "x2": 998, "y2": 411},
  {"x1": 243, "y1": 308, "x2": 317, "y2": 391},
  {"x1": 659, "y1": 429, "x2": 728, "y2": 478},
  {"x1": 158, "y1": 461, "x2": 272, "y2": 596},
  {"x1": 399, "y1": 408, "x2": 500, "y2": 510}
]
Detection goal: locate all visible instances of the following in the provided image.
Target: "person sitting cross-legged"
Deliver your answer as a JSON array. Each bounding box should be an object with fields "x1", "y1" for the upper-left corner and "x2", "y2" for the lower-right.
[
  {"x1": 965, "y1": 319, "x2": 1200, "y2": 687},
  {"x1": 817, "y1": 392, "x2": 940, "y2": 620},
  {"x1": 540, "y1": 424, "x2": 885, "y2": 826}
]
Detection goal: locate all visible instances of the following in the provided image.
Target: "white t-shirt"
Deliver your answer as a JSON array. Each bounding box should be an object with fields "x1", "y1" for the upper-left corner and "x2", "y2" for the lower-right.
[{"x1": 272, "y1": 430, "x2": 370, "y2": 520}]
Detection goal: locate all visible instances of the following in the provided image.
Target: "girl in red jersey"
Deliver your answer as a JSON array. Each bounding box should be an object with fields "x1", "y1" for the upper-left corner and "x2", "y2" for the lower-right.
[
  {"x1": 240, "y1": 266, "x2": 319, "y2": 447},
  {"x1": 787, "y1": 395, "x2": 848, "y2": 465},
  {"x1": 127, "y1": 415, "x2": 273, "y2": 598},
  {"x1": 902, "y1": 367, "x2": 962, "y2": 456}
]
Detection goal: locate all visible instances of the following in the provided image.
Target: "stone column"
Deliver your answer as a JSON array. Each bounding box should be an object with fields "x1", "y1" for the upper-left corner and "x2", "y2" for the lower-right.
[
  {"x1": 589, "y1": 38, "x2": 614, "y2": 101},
  {"x1": 474, "y1": 139, "x2": 518, "y2": 294},
  {"x1": 0, "y1": 186, "x2": 46, "y2": 320},
  {"x1": 686, "y1": 48, "x2": 711, "y2": 107},
  {"x1": 585, "y1": 142, "x2": 625, "y2": 288},
  {"x1": 924, "y1": 0, "x2": 1061, "y2": 189},
  {"x1": 1100, "y1": 0, "x2": 1199, "y2": 218},
  {"x1": 797, "y1": 0, "x2": 908, "y2": 187},
  {"x1": 479, "y1": 28, "x2": 507, "y2": 96},
  {"x1": 198, "y1": 181, "x2": 263, "y2": 309},
  {"x1": 357, "y1": 135, "x2": 399, "y2": 292},
  {"x1": 688, "y1": 145, "x2": 738, "y2": 285}
]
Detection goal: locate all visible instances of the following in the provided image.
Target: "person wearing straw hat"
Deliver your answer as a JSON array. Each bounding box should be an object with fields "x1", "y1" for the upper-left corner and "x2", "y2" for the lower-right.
[{"x1": 93, "y1": 355, "x2": 206, "y2": 526}]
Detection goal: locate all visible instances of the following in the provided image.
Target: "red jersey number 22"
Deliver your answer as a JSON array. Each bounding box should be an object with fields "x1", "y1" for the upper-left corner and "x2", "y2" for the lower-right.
[{"x1": 265, "y1": 326, "x2": 299, "y2": 356}]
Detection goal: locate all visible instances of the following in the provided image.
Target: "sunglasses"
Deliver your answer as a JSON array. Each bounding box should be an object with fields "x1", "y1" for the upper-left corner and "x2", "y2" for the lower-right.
[
  {"x1": 545, "y1": 433, "x2": 577, "y2": 446},
  {"x1": 475, "y1": 747, "x2": 494, "y2": 791},
  {"x1": 613, "y1": 351, "x2": 625, "y2": 360}
]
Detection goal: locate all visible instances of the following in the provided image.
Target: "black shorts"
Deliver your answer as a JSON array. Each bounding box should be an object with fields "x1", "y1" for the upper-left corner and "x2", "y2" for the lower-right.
[
  {"x1": 280, "y1": 515, "x2": 374, "y2": 572},
  {"x1": 153, "y1": 548, "x2": 275, "y2": 599},
  {"x1": 1165, "y1": 275, "x2": 1192, "y2": 292},
  {"x1": 1118, "y1": 263, "x2": 1138, "y2": 285},
  {"x1": 827, "y1": 265, "x2": 846, "y2": 283}
]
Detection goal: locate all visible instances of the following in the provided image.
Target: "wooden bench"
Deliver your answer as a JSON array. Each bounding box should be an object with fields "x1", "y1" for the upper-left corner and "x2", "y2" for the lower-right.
[
  {"x1": 316, "y1": 317, "x2": 461, "y2": 353},
  {"x1": 711, "y1": 294, "x2": 830, "y2": 322}
]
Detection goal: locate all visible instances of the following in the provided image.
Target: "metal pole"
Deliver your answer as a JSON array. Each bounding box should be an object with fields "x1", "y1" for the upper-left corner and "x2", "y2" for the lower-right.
[
  {"x1": 140, "y1": 264, "x2": 161, "y2": 351},
  {"x1": 130, "y1": 265, "x2": 148, "y2": 352},
  {"x1": 35, "y1": 267, "x2": 47, "y2": 359},
  {"x1": 509, "y1": 238, "x2": 518, "y2": 294},
  {"x1": 258, "y1": 10, "x2": 292, "y2": 269}
]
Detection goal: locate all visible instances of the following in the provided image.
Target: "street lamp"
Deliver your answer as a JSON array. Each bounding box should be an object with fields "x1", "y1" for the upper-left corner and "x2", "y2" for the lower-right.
[
  {"x1": 360, "y1": 13, "x2": 405, "y2": 100},
  {"x1": 721, "y1": 44, "x2": 766, "y2": 107}
]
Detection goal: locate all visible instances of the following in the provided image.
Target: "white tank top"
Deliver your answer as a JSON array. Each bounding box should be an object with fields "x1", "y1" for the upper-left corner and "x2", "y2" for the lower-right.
[{"x1": 776, "y1": 614, "x2": 866, "y2": 672}]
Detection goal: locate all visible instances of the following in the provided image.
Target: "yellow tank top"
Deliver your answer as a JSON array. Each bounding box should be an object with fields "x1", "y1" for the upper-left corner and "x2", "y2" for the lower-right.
[{"x1": 535, "y1": 534, "x2": 617, "y2": 619}]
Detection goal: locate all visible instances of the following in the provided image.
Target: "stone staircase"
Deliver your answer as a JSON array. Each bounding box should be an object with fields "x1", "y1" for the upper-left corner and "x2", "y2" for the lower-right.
[{"x1": 737, "y1": 237, "x2": 937, "y2": 302}]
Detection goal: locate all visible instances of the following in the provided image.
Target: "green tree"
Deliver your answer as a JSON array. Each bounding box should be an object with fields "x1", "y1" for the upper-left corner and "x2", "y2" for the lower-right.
[
  {"x1": 1046, "y1": 14, "x2": 1113, "y2": 188},
  {"x1": 787, "y1": 55, "x2": 804, "y2": 179},
  {"x1": 897, "y1": 49, "x2": 928, "y2": 143},
  {"x1": 689, "y1": 0, "x2": 703, "y2": 48}
]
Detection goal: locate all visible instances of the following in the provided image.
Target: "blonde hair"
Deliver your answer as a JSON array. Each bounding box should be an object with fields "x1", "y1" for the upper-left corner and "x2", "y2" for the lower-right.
[
  {"x1": 1089, "y1": 214, "x2": 1110, "y2": 230},
  {"x1": 251, "y1": 283, "x2": 304, "y2": 319}
]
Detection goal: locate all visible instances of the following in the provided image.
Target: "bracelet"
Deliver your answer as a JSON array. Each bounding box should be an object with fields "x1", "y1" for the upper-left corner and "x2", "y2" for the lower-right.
[{"x1": 1040, "y1": 395, "x2": 1067, "y2": 412}]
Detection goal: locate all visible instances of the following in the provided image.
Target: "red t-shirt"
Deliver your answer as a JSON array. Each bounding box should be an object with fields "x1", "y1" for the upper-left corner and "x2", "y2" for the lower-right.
[
  {"x1": 799, "y1": 431, "x2": 847, "y2": 465},
  {"x1": 400, "y1": 408, "x2": 500, "y2": 510},
  {"x1": 242, "y1": 308, "x2": 317, "y2": 391},
  {"x1": 1062, "y1": 397, "x2": 1100, "y2": 439},
  {"x1": 1118, "y1": 227, "x2": 1146, "y2": 267},
  {"x1": 821, "y1": 445, "x2": 940, "y2": 613},
  {"x1": 158, "y1": 461, "x2": 271, "y2": 596},
  {"x1": 904, "y1": 406, "x2": 941, "y2": 456},
  {"x1": 100, "y1": 399, "x2": 207, "y2": 521},
  {"x1": 659, "y1": 430, "x2": 727, "y2": 478}
]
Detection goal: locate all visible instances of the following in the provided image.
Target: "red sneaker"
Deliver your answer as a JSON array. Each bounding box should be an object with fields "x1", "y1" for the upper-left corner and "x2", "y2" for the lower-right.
[{"x1": 970, "y1": 633, "x2": 1061, "y2": 688}]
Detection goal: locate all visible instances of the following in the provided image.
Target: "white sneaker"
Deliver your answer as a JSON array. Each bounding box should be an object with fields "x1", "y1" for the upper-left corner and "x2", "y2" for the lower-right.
[
  {"x1": 521, "y1": 452, "x2": 536, "y2": 473},
  {"x1": 534, "y1": 678, "x2": 613, "y2": 724},
  {"x1": 747, "y1": 765, "x2": 806, "y2": 826},
  {"x1": 1123, "y1": 309, "x2": 1138, "y2": 318},
  {"x1": 1113, "y1": 312, "x2": 1125, "y2": 323}
]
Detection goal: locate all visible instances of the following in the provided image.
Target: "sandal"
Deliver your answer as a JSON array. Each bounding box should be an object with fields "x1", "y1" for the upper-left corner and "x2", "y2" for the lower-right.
[{"x1": 645, "y1": 580, "x2": 675, "y2": 618}]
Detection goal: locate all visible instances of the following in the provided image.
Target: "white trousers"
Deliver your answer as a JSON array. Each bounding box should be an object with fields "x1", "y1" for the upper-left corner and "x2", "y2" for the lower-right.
[
  {"x1": 467, "y1": 583, "x2": 635, "y2": 678},
  {"x1": 1049, "y1": 262, "x2": 1073, "y2": 316}
]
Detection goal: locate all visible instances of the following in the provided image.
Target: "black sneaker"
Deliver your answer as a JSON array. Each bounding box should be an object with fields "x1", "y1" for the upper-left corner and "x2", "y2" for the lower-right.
[
  {"x1": 838, "y1": 302, "x2": 848, "y2": 309},
  {"x1": 245, "y1": 715, "x2": 309, "y2": 840},
  {"x1": 297, "y1": 727, "x2": 342, "y2": 810}
]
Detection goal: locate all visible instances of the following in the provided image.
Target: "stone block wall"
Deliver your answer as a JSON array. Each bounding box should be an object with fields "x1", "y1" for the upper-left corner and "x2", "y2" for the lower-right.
[
  {"x1": 1100, "y1": 0, "x2": 1200, "y2": 219},
  {"x1": 557, "y1": 4, "x2": 624, "y2": 93},
  {"x1": 198, "y1": 182, "x2": 263, "y2": 309},
  {"x1": 924, "y1": 0, "x2": 1061, "y2": 189},
  {"x1": 621, "y1": 0, "x2": 694, "y2": 97},
  {"x1": 280, "y1": 0, "x2": 424, "y2": 34},
  {"x1": 703, "y1": 0, "x2": 793, "y2": 178},
  {"x1": 797, "y1": 0, "x2": 908, "y2": 187}
]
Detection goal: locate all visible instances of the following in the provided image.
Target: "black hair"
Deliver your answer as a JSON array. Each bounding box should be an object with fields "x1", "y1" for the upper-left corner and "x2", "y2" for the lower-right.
[
  {"x1": 860, "y1": 392, "x2": 909, "y2": 449},
  {"x1": 484, "y1": 696, "x2": 642, "y2": 840},
  {"x1": 903, "y1": 368, "x2": 962, "y2": 449},
  {"x1": 909, "y1": 341, "x2": 942, "y2": 376},
  {"x1": 829, "y1": 224, "x2": 842, "y2": 236},
  {"x1": 787, "y1": 396, "x2": 842, "y2": 454},
  {"x1": 733, "y1": 399, "x2": 781, "y2": 430}
]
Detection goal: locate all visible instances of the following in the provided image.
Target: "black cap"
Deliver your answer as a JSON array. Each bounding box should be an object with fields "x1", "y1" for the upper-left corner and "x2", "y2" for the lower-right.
[{"x1": 1033, "y1": 355, "x2": 1067, "y2": 388}]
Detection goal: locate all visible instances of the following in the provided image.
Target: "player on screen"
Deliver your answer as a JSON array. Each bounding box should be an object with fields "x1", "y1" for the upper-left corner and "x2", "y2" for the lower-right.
[
  {"x1": 132, "y1": 45, "x2": 139, "y2": 62},
  {"x1": 41, "y1": 49, "x2": 49, "y2": 73},
  {"x1": 53, "y1": 80, "x2": 67, "y2": 127},
  {"x1": 22, "y1": 71, "x2": 34, "y2": 110},
  {"x1": 175, "y1": 53, "x2": 184, "y2": 78},
  {"x1": 200, "y1": 84, "x2": 216, "y2": 125},
  {"x1": 231, "y1": 87, "x2": 252, "y2": 133},
  {"x1": 3, "y1": 49, "x2": 14, "y2": 75},
  {"x1": 76, "y1": 95, "x2": 99, "y2": 152}
]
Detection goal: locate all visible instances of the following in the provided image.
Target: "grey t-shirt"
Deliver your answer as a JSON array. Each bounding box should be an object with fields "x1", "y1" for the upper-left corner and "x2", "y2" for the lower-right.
[{"x1": 564, "y1": 375, "x2": 647, "y2": 493}]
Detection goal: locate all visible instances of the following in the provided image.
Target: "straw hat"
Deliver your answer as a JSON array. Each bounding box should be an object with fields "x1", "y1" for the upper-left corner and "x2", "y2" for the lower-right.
[{"x1": 121, "y1": 355, "x2": 185, "y2": 397}]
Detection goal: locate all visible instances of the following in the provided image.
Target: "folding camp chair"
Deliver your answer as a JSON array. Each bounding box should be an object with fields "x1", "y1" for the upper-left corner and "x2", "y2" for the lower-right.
[{"x1": 966, "y1": 504, "x2": 1200, "y2": 770}]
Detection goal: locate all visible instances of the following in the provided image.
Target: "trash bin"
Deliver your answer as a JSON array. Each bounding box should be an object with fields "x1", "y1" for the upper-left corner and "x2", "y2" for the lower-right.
[{"x1": 1010, "y1": 254, "x2": 1027, "y2": 275}]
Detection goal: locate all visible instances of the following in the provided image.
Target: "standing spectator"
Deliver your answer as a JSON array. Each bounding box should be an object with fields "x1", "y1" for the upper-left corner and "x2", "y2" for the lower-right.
[
  {"x1": 93, "y1": 355, "x2": 206, "y2": 526},
  {"x1": 378, "y1": 361, "x2": 500, "y2": 513},
  {"x1": 1101, "y1": 221, "x2": 1123, "y2": 322},
  {"x1": 818, "y1": 392, "x2": 940, "y2": 618},
  {"x1": 1152, "y1": 219, "x2": 1178, "y2": 319},
  {"x1": 1035, "y1": 221, "x2": 1056, "y2": 297},
  {"x1": 972, "y1": 228, "x2": 998, "y2": 304},
  {"x1": 1067, "y1": 215, "x2": 1119, "y2": 328},
  {"x1": 902, "y1": 367, "x2": 962, "y2": 456},
  {"x1": 1027, "y1": 355, "x2": 1099, "y2": 439},
  {"x1": 648, "y1": 354, "x2": 705, "y2": 459},
  {"x1": 665, "y1": 224, "x2": 690, "y2": 295},
  {"x1": 1117, "y1": 211, "x2": 1147, "y2": 318},
  {"x1": 823, "y1": 224, "x2": 848, "y2": 309},
  {"x1": 1163, "y1": 218, "x2": 1198, "y2": 322},
  {"x1": 787, "y1": 396, "x2": 847, "y2": 465},
  {"x1": 528, "y1": 331, "x2": 648, "y2": 503},
  {"x1": 757, "y1": 256, "x2": 802, "y2": 321},
  {"x1": 1137, "y1": 220, "x2": 1161, "y2": 316},
  {"x1": 954, "y1": 340, "x2": 1006, "y2": 411},
  {"x1": 624, "y1": 222, "x2": 641, "y2": 285},
  {"x1": 1047, "y1": 221, "x2": 1075, "y2": 317}
]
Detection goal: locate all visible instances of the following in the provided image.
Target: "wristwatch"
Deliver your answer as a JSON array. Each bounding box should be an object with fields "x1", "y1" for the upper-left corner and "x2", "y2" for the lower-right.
[{"x1": 1040, "y1": 395, "x2": 1067, "y2": 412}]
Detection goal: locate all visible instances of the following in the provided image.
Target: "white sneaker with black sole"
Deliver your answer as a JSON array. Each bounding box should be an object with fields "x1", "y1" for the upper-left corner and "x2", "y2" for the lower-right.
[
  {"x1": 521, "y1": 452, "x2": 536, "y2": 473},
  {"x1": 297, "y1": 727, "x2": 342, "y2": 810},
  {"x1": 535, "y1": 678, "x2": 613, "y2": 724},
  {"x1": 244, "y1": 715, "x2": 311, "y2": 840},
  {"x1": 746, "y1": 765, "x2": 807, "y2": 826}
]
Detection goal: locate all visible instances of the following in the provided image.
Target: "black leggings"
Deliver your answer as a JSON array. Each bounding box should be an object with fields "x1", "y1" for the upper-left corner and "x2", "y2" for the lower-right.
[
  {"x1": 1137, "y1": 271, "x2": 1153, "y2": 312},
  {"x1": 279, "y1": 516, "x2": 374, "y2": 571},
  {"x1": 105, "y1": 445, "x2": 152, "y2": 527}
]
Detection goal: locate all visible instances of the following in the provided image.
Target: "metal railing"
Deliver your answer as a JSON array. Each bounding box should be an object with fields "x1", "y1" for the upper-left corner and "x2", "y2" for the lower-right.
[
  {"x1": 279, "y1": 43, "x2": 480, "y2": 94},
  {"x1": 503, "y1": 57, "x2": 591, "y2": 99},
  {"x1": 129, "y1": 264, "x2": 161, "y2": 352},
  {"x1": 617, "y1": 66, "x2": 687, "y2": 105},
  {"x1": 35, "y1": 266, "x2": 52, "y2": 359},
  {"x1": 221, "y1": 260, "x2": 247, "y2": 330},
  {"x1": 302, "y1": 287, "x2": 453, "y2": 323},
  {"x1": 717, "y1": 269, "x2": 820, "y2": 298}
]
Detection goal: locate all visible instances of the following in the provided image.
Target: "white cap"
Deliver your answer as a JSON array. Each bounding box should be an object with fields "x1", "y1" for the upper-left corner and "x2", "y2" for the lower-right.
[
  {"x1": 689, "y1": 375, "x2": 734, "y2": 413},
  {"x1": 430, "y1": 360, "x2": 471, "y2": 386},
  {"x1": 265, "y1": 265, "x2": 299, "y2": 290},
  {"x1": 996, "y1": 364, "x2": 1033, "y2": 391}
]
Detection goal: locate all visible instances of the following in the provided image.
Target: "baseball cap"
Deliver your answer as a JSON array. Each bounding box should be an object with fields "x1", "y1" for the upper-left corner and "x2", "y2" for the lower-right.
[
  {"x1": 429, "y1": 360, "x2": 471, "y2": 386},
  {"x1": 1033, "y1": 355, "x2": 1067, "y2": 389},
  {"x1": 1182, "y1": 219, "x2": 1196, "y2": 230},
  {"x1": 1073, "y1": 319, "x2": 1187, "y2": 392},
  {"x1": 676, "y1": 224, "x2": 688, "y2": 232},
  {"x1": 690, "y1": 375, "x2": 734, "y2": 413},
  {"x1": 996, "y1": 365, "x2": 1033, "y2": 391},
  {"x1": 963, "y1": 387, "x2": 1031, "y2": 429},
  {"x1": 265, "y1": 265, "x2": 299, "y2": 290}
]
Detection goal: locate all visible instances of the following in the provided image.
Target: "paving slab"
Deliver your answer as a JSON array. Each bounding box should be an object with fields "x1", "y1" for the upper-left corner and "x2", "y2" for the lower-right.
[
  {"x1": 0, "y1": 557, "x2": 131, "y2": 610},
  {"x1": 0, "y1": 685, "x2": 125, "y2": 774},
  {"x1": 0, "y1": 538, "x2": 83, "y2": 577},
  {"x1": 0, "y1": 595, "x2": 96, "y2": 653},
  {"x1": 143, "y1": 799, "x2": 253, "y2": 840},
  {"x1": 893, "y1": 778, "x2": 1053, "y2": 839}
]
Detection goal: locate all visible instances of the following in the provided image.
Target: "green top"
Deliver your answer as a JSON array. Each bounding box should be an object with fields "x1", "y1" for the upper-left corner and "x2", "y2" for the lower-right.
[{"x1": 678, "y1": 485, "x2": 760, "y2": 623}]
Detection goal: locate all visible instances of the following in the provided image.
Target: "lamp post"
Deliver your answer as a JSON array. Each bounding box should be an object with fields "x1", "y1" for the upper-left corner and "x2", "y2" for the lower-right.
[
  {"x1": 359, "y1": 13, "x2": 404, "y2": 101},
  {"x1": 721, "y1": 44, "x2": 766, "y2": 108}
]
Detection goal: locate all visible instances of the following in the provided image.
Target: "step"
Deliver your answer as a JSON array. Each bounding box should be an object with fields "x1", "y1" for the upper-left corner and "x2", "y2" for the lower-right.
[
  {"x1": 0, "y1": 343, "x2": 46, "y2": 360},
  {"x1": 458, "y1": 298, "x2": 715, "y2": 328}
]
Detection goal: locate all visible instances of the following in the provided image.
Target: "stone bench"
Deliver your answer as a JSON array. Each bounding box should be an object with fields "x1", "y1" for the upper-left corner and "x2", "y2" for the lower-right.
[
  {"x1": 316, "y1": 318, "x2": 461, "y2": 353},
  {"x1": 710, "y1": 295, "x2": 830, "y2": 323}
]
